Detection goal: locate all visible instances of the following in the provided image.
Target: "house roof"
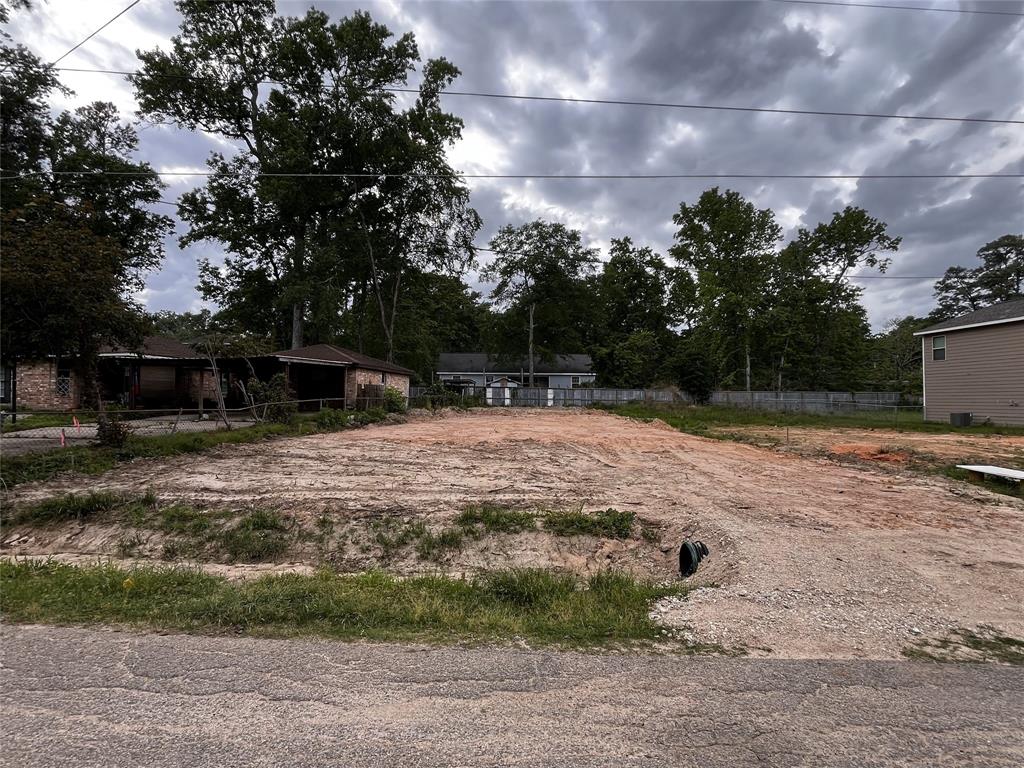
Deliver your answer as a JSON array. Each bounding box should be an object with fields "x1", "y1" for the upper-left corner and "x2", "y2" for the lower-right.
[
  {"x1": 271, "y1": 344, "x2": 414, "y2": 375},
  {"x1": 914, "y1": 297, "x2": 1024, "y2": 336},
  {"x1": 437, "y1": 352, "x2": 594, "y2": 375},
  {"x1": 99, "y1": 336, "x2": 202, "y2": 360}
]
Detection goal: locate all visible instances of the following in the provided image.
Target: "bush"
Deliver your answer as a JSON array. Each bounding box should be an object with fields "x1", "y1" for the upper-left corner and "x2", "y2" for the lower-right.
[
  {"x1": 315, "y1": 408, "x2": 349, "y2": 429},
  {"x1": 96, "y1": 414, "x2": 131, "y2": 447},
  {"x1": 416, "y1": 382, "x2": 464, "y2": 410},
  {"x1": 383, "y1": 386, "x2": 407, "y2": 413},
  {"x1": 247, "y1": 373, "x2": 297, "y2": 424}
]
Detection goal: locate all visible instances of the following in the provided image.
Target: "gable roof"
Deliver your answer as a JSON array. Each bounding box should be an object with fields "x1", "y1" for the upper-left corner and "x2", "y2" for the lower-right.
[
  {"x1": 99, "y1": 336, "x2": 202, "y2": 360},
  {"x1": 914, "y1": 298, "x2": 1024, "y2": 336},
  {"x1": 437, "y1": 352, "x2": 593, "y2": 375},
  {"x1": 271, "y1": 344, "x2": 413, "y2": 375}
]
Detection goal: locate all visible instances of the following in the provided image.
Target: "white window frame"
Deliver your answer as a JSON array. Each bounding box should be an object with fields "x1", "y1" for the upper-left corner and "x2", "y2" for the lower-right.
[
  {"x1": 571, "y1": 376, "x2": 581, "y2": 387},
  {"x1": 932, "y1": 335, "x2": 946, "y2": 361}
]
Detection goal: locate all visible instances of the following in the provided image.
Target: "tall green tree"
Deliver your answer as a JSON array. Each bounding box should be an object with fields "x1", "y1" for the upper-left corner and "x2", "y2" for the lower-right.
[
  {"x1": 932, "y1": 234, "x2": 1023, "y2": 319},
  {"x1": 768, "y1": 206, "x2": 899, "y2": 390},
  {"x1": 133, "y1": 2, "x2": 477, "y2": 356},
  {"x1": 669, "y1": 188, "x2": 781, "y2": 391},
  {"x1": 591, "y1": 238, "x2": 676, "y2": 387},
  {"x1": 481, "y1": 220, "x2": 599, "y2": 385}
]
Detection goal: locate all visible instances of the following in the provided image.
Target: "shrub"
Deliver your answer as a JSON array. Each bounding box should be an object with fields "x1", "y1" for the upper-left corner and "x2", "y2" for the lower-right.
[
  {"x1": 96, "y1": 414, "x2": 131, "y2": 447},
  {"x1": 383, "y1": 386, "x2": 407, "y2": 413},
  {"x1": 247, "y1": 373, "x2": 297, "y2": 424},
  {"x1": 417, "y1": 382, "x2": 463, "y2": 410},
  {"x1": 316, "y1": 408, "x2": 349, "y2": 429}
]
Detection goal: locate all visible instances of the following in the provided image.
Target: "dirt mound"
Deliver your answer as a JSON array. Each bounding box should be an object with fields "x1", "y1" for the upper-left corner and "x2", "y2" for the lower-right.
[{"x1": 830, "y1": 443, "x2": 911, "y2": 463}]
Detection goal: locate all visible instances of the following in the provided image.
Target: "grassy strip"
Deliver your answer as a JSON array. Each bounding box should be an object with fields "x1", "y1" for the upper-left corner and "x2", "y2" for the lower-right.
[
  {"x1": 543, "y1": 508, "x2": 635, "y2": 538},
  {"x1": 599, "y1": 403, "x2": 1024, "y2": 437},
  {"x1": 0, "y1": 410, "x2": 394, "y2": 488},
  {"x1": 903, "y1": 626, "x2": 1024, "y2": 665},
  {"x1": 941, "y1": 467, "x2": 1023, "y2": 499},
  {"x1": 0, "y1": 560, "x2": 688, "y2": 647}
]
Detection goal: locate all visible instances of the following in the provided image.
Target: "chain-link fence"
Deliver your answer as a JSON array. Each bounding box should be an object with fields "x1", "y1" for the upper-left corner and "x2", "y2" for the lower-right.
[{"x1": 409, "y1": 386, "x2": 680, "y2": 409}]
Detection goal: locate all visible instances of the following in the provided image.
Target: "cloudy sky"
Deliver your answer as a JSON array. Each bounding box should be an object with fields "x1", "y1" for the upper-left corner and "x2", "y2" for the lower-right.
[{"x1": 7, "y1": 0, "x2": 1024, "y2": 328}]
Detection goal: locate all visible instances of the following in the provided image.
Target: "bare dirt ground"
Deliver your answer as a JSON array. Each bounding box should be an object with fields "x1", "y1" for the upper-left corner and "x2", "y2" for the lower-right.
[
  {"x1": 720, "y1": 424, "x2": 1024, "y2": 468},
  {"x1": 5, "y1": 409, "x2": 1024, "y2": 660}
]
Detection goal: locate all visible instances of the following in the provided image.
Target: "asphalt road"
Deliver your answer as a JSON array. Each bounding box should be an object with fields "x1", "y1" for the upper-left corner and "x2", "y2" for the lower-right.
[{"x1": 2, "y1": 625, "x2": 1023, "y2": 768}]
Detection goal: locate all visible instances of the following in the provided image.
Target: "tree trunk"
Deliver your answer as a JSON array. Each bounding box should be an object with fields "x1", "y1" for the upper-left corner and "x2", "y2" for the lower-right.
[
  {"x1": 290, "y1": 223, "x2": 307, "y2": 350},
  {"x1": 744, "y1": 340, "x2": 751, "y2": 393},
  {"x1": 290, "y1": 303, "x2": 304, "y2": 350},
  {"x1": 528, "y1": 302, "x2": 535, "y2": 387}
]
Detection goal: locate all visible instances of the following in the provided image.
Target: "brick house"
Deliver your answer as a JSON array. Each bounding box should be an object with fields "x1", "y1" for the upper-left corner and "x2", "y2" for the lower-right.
[
  {"x1": 262, "y1": 344, "x2": 412, "y2": 409},
  {"x1": 9, "y1": 336, "x2": 212, "y2": 411}
]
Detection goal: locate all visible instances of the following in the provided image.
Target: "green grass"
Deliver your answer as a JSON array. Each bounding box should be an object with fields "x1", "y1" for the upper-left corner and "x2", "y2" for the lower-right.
[
  {"x1": 1, "y1": 411, "x2": 96, "y2": 434},
  {"x1": 600, "y1": 403, "x2": 1024, "y2": 437},
  {"x1": 415, "y1": 527, "x2": 466, "y2": 560},
  {"x1": 219, "y1": 510, "x2": 290, "y2": 563},
  {"x1": 0, "y1": 410, "x2": 395, "y2": 488},
  {"x1": 4, "y1": 490, "x2": 125, "y2": 525},
  {"x1": 543, "y1": 508, "x2": 636, "y2": 539},
  {"x1": 903, "y1": 626, "x2": 1024, "y2": 665},
  {"x1": 0, "y1": 560, "x2": 690, "y2": 648},
  {"x1": 455, "y1": 504, "x2": 537, "y2": 534}
]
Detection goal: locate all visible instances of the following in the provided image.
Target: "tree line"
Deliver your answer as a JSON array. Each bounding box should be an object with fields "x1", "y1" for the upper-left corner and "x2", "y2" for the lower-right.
[{"x1": 2, "y1": 2, "x2": 1021, "y2": 402}]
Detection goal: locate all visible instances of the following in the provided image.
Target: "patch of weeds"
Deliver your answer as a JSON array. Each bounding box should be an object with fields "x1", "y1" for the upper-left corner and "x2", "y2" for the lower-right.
[
  {"x1": 116, "y1": 531, "x2": 146, "y2": 558},
  {"x1": 415, "y1": 527, "x2": 465, "y2": 561},
  {"x1": 159, "y1": 505, "x2": 213, "y2": 537},
  {"x1": 639, "y1": 522, "x2": 662, "y2": 543},
  {"x1": 7, "y1": 491, "x2": 124, "y2": 525},
  {"x1": 0, "y1": 561, "x2": 689, "y2": 648},
  {"x1": 903, "y1": 626, "x2": 1024, "y2": 665},
  {"x1": 543, "y1": 507, "x2": 635, "y2": 539},
  {"x1": 371, "y1": 518, "x2": 427, "y2": 560},
  {"x1": 455, "y1": 505, "x2": 537, "y2": 534},
  {"x1": 219, "y1": 509, "x2": 290, "y2": 563}
]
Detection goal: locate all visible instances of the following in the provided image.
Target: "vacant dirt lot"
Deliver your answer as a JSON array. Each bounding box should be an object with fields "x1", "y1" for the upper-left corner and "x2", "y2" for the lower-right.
[{"x1": 6, "y1": 409, "x2": 1024, "y2": 659}]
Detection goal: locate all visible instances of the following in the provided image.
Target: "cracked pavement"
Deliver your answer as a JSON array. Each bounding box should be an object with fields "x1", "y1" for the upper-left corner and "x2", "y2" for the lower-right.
[{"x1": 2, "y1": 625, "x2": 1023, "y2": 767}]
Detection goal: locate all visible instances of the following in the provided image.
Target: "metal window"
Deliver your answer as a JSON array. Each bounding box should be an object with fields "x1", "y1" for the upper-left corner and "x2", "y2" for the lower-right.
[{"x1": 932, "y1": 335, "x2": 946, "y2": 361}]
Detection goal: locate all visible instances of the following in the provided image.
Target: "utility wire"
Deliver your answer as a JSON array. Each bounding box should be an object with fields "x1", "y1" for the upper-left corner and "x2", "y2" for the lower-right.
[
  {"x1": 49, "y1": 0, "x2": 143, "y2": 66},
  {"x1": 51, "y1": 66, "x2": 1023, "y2": 125},
  {"x1": 3, "y1": 170, "x2": 1019, "y2": 180},
  {"x1": 771, "y1": 0, "x2": 1024, "y2": 16}
]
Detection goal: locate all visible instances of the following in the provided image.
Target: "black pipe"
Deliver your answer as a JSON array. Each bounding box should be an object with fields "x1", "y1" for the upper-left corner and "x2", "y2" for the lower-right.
[{"x1": 679, "y1": 540, "x2": 709, "y2": 577}]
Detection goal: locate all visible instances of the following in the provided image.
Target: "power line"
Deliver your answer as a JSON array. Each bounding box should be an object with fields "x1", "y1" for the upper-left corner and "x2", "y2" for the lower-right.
[
  {"x1": 772, "y1": 0, "x2": 1024, "y2": 16},
  {"x1": 49, "y1": 0, "x2": 143, "y2": 67},
  {"x1": 4, "y1": 170, "x2": 1019, "y2": 180},
  {"x1": 51, "y1": 66, "x2": 1024, "y2": 126}
]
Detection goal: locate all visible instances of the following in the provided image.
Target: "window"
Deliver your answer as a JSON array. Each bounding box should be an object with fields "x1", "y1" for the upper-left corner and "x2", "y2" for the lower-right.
[
  {"x1": 932, "y1": 335, "x2": 946, "y2": 361},
  {"x1": 571, "y1": 376, "x2": 581, "y2": 387},
  {"x1": 56, "y1": 365, "x2": 73, "y2": 397},
  {"x1": 380, "y1": 372, "x2": 387, "y2": 384}
]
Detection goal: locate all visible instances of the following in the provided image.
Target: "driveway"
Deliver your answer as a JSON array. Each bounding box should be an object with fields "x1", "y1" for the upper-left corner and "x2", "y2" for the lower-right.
[{"x1": 2, "y1": 625, "x2": 1022, "y2": 767}]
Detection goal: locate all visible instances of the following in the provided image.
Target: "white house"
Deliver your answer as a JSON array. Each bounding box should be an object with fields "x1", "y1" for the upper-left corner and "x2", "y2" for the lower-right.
[{"x1": 435, "y1": 353, "x2": 596, "y2": 389}]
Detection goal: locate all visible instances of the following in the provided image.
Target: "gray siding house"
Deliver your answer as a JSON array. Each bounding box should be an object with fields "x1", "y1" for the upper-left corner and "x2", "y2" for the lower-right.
[
  {"x1": 436, "y1": 353, "x2": 596, "y2": 388},
  {"x1": 914, "y1": 298, "x2": 1024, "y2": 426}
]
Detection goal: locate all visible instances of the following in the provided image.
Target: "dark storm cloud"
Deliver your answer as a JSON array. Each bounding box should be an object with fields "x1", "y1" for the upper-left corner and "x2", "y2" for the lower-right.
[{"x1": 7, "y1": 0, "x2": 1022, "y2": 326}]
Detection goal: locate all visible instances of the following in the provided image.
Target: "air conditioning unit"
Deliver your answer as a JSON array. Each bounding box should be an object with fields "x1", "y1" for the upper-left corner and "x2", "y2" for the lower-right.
[{"x1": 950, "y1": 412, "x2": 973, "y2": 427}]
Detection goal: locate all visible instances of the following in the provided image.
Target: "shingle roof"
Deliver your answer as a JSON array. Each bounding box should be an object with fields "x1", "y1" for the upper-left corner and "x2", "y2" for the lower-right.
[
  {"x1": 99, "y1": 336, "x2": 202, "y2": 359},
  {"x1": 914, "y1": 297, "x2": 1024, "y2": 335},
  {"x1": 436, "y1": 352, "x2": 593, "y2": 375},
  {"x1": 271, "y1": 344, "x2": 414, "y2": 375}
]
